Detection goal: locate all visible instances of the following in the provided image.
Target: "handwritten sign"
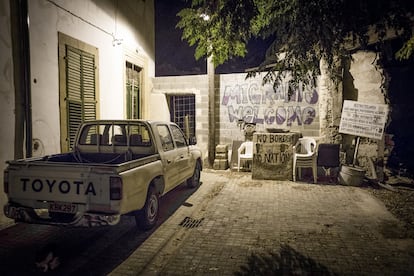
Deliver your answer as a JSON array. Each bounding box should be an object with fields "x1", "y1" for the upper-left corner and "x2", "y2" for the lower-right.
[
  {"x1": 252, "y1": 132, "x2": 301, "y2": 180},
  {"x1": 339, "y1": 100, "x2": 388, "y2": 140}
]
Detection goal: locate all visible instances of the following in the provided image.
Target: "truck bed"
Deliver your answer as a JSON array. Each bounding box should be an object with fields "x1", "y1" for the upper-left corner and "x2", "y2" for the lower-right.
[{"x1": 45, "y1": 152, "x2": 152, "y2": 164}]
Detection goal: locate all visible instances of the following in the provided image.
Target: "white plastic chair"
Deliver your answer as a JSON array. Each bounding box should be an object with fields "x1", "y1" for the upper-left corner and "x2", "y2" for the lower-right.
[
  {"x1": 293, "y1": 137, "x2": 318, "y2": 183},
  {"x1": 237, "y1": 141, "x2": 254, "y2": 171}
]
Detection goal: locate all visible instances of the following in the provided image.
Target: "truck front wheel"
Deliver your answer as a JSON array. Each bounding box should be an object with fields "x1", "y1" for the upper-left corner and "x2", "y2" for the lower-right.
[{"x1": 135, "y1": 186, "x2": 159, "y2": 230}]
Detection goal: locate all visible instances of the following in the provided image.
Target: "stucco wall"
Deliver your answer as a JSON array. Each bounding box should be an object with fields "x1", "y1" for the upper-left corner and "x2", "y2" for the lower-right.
[
  {"x1": 0, "y1": 0, "x2": 155, "y2": 225},
  {"x1": 0, "y1": 0, "x2": 14, "y2": 227},
  {"x1": 28, "y1": 0, "x2": 155, "y2": 156},
  {"x1": 350, "y1": 51, "x2": 386, "y2": 104},
  {"x1": 348, "y1": 50, "x2": 387, "y2": 178}
]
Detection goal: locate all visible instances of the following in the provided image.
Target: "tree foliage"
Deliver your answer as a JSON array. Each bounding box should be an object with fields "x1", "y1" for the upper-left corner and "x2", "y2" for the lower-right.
[{"x1": 177, "y1": 0, "x2": 414, "y2": 87}]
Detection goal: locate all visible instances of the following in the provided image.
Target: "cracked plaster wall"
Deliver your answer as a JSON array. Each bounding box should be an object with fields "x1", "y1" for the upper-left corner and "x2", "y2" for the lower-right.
[{"x1": 348, "y1": 50, "x2": 387, "y2": 179}]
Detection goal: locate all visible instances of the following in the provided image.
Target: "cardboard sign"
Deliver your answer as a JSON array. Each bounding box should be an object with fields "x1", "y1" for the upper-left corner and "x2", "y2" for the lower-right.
[
  {"x1": 339, "y1": 100, "x2": 388, "y2": 140},
  {"x1": 252, "y1": 132, "x2": 301, "y2": 180}
]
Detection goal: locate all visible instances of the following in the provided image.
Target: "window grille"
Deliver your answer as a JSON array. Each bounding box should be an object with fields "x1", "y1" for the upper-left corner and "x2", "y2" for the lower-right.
[
  {"x1": 168, "y1": 95, "x2": 196, "y2": 139},
  {"x1": 126, "y1": 61, "x2": 142, "y2": 119}
]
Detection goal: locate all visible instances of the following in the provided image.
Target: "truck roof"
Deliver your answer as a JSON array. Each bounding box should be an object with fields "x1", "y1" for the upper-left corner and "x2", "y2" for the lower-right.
[{"x1": 82, "y1": 119, "x2": 177, "y2": 127}]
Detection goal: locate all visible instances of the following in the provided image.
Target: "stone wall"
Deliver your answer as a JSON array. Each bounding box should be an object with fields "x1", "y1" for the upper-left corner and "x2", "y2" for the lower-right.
[
  {"x1": 348, "y1": 51, "x2": 387, "y2": 179},
  {"x1": 318, "y1": 58, "x2": 343, "y2": 144}
]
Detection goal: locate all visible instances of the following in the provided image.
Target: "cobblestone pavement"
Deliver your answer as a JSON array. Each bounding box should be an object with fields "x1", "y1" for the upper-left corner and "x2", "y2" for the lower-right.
[{"x1": 110, "y1": 169, "x2": 414, "y2": 275}]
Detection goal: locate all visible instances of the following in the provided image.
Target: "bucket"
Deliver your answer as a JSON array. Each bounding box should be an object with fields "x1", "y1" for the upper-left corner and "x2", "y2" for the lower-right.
[{"x1": 339, "y1": 165, "x2": 366, "y2": 186}]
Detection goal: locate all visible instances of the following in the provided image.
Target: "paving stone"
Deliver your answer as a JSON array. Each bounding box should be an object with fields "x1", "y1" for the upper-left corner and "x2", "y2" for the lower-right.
[{"x1": 110, "y1": 169, "x2": 414, "y2": 275}]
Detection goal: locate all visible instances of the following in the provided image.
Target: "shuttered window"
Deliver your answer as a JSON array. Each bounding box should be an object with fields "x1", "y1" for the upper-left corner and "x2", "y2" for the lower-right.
[
  {"x1": 66, "y1": 46, "x2": 97, "y2": 148},
  {"x1": 59, "y1": 33, "x2": 99, "y2": 152},
  {"x1": 126, "y1": 61, "x2": 142, "y2": 119}
]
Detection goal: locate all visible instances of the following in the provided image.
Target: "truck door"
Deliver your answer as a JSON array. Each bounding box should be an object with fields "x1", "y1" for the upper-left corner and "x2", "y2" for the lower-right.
[
  {"x1": 156, "y1": 124, "x2": 180, "y2": 191},
  {"x1": 170, "y1": 124, "x2": 192, "y2": 183}
]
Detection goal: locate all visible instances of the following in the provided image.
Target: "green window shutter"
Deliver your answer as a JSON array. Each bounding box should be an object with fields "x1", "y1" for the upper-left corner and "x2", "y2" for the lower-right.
[
  {"x1": 82, "y1": 52, "x2": 97, "y2": 122},
  {"x1": 66, "y1": 45, "x2": 96, "y2": 149}
]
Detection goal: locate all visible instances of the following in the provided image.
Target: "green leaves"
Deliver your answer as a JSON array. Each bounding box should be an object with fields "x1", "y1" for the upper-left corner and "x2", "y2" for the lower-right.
[
  {"x1": 177, "y1": 0, "x2": 414, "y2": 87},
  {"x1": 396, "y1": 35, "x2": 414, "y2": 60},
  {"x1": 177, "y1": 0, "x2": 256, "y2": 66}
]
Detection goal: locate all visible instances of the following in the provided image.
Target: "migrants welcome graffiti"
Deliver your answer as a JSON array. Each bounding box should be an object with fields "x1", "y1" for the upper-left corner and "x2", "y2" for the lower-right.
[{"x1": 221, "y1": 78, "x2": 318, "y2": 127}]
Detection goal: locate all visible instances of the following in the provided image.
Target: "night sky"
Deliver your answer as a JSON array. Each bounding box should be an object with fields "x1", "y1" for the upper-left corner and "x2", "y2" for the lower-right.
[{"x1": 155, "y1": 0, "x2": 272, "y2": 76}]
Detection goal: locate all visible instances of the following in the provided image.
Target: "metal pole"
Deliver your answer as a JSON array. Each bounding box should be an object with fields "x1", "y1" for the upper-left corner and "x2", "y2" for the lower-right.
[
  {"x1": 184, "y1": 114, "x2": 190, "y2": 139},
  {"x1": 207, "y1": 55, "x2": 215, "y2": 166},
  {"x1": 353, "y1": 136, "x2": 360, "y2": 166}
]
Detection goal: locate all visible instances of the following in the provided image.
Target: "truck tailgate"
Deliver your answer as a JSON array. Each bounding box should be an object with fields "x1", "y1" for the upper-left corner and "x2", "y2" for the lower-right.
[{"x1": 7, "y1": 162, "x2": 115, "y2": 205}]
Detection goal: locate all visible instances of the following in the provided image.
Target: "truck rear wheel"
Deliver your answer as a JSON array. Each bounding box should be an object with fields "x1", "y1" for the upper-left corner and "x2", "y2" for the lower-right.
[
  {"x1": 187, "y1": 161, "x2": 201, "y2": 188},
  {"x1": 135, "y1": 186, "x2": 159, "y2": 230}
]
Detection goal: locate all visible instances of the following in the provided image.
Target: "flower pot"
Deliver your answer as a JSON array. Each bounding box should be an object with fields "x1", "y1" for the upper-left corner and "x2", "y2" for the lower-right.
[{"x1": 339, "y1": 165, "x2": 366, "y2": 186}]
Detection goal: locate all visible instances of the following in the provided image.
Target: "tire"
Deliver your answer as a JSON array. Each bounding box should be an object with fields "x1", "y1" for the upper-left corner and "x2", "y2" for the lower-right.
[
  {"x1": 187, "y1": 161, "x2": 201, "y2": 188},
  {"x1": 135, "y1": 186, "x2": 159, "y2": 230}
]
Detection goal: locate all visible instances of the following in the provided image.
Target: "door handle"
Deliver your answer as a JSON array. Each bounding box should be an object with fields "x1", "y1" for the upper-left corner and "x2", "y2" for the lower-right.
[{"x1": 174, "y1": 155, "x2": 184, "y2": 162}]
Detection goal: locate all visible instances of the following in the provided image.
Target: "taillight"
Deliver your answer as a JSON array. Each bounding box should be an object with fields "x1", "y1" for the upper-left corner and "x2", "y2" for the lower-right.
[
  {"x1": 4, "y1": 170, "x2": 8, "y2": 194},
  {"x1": 110, "y1": 177, "x2": 122, "y2": 200}
]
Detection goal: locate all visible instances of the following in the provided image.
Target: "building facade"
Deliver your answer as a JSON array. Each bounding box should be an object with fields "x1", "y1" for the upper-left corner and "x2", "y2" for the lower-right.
[{"x1": 0, "y1": 0, "x2": 156, "y2": 226}]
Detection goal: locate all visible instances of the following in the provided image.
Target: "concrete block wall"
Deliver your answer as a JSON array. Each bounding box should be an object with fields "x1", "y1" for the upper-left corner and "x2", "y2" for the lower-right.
[
  {"x1": 153, "y1": 72, "x2": 322, "y2": 167},
  {"x1": 217, "y1": 73, "x2": 321, "y2": 150},
  {"x1": 152, "y1": 75, "x2": 210, "y2": 163},
  {"x1": 152, "y1": 51, "x2": 388, "y2": 176},
  {"x1": 213, "y1": 144, "x2": 229, "y2": 170}
]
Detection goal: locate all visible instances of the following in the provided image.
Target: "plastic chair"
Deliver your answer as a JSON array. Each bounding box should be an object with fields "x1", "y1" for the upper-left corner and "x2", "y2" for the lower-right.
[
  {"x1": 237, "y1": 141, "x2": 254, "y2": 171},
  {"x1": 293, "y1": 137, "x2": 318, "y2": 183}
]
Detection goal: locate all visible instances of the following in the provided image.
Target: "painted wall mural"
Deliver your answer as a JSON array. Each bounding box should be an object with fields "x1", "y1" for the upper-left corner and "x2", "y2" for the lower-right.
[{"x1": 221, "y1": 80, "x2": 318, "y2": 127}]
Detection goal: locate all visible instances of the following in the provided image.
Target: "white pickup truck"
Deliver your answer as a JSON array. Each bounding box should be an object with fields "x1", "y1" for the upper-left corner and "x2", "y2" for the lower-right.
[{"x1": 3, "y1": 120, "x2": 202, "y2": 230}]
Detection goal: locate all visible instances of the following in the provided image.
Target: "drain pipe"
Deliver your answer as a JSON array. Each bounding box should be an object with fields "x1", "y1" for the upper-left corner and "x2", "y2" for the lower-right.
[{"x1": 10, "y1": 0, "x2": 32, "y2": 158}]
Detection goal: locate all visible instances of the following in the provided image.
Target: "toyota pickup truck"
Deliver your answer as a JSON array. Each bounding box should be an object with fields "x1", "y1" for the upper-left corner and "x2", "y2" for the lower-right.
[{"x1": 3, "y1": 120, "x2": 202, "y2": 230}]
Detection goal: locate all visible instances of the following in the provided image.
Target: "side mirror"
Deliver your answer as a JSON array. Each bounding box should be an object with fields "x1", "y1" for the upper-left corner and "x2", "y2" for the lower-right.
[{"x1": 189, "y1": 136, "x2": 197, "y2": 145}]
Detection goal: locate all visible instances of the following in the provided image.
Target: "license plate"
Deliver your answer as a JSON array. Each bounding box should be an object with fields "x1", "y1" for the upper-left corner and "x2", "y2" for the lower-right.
[{"x1": 49, "y1": 202, "x2": 77, "y2": 213}]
